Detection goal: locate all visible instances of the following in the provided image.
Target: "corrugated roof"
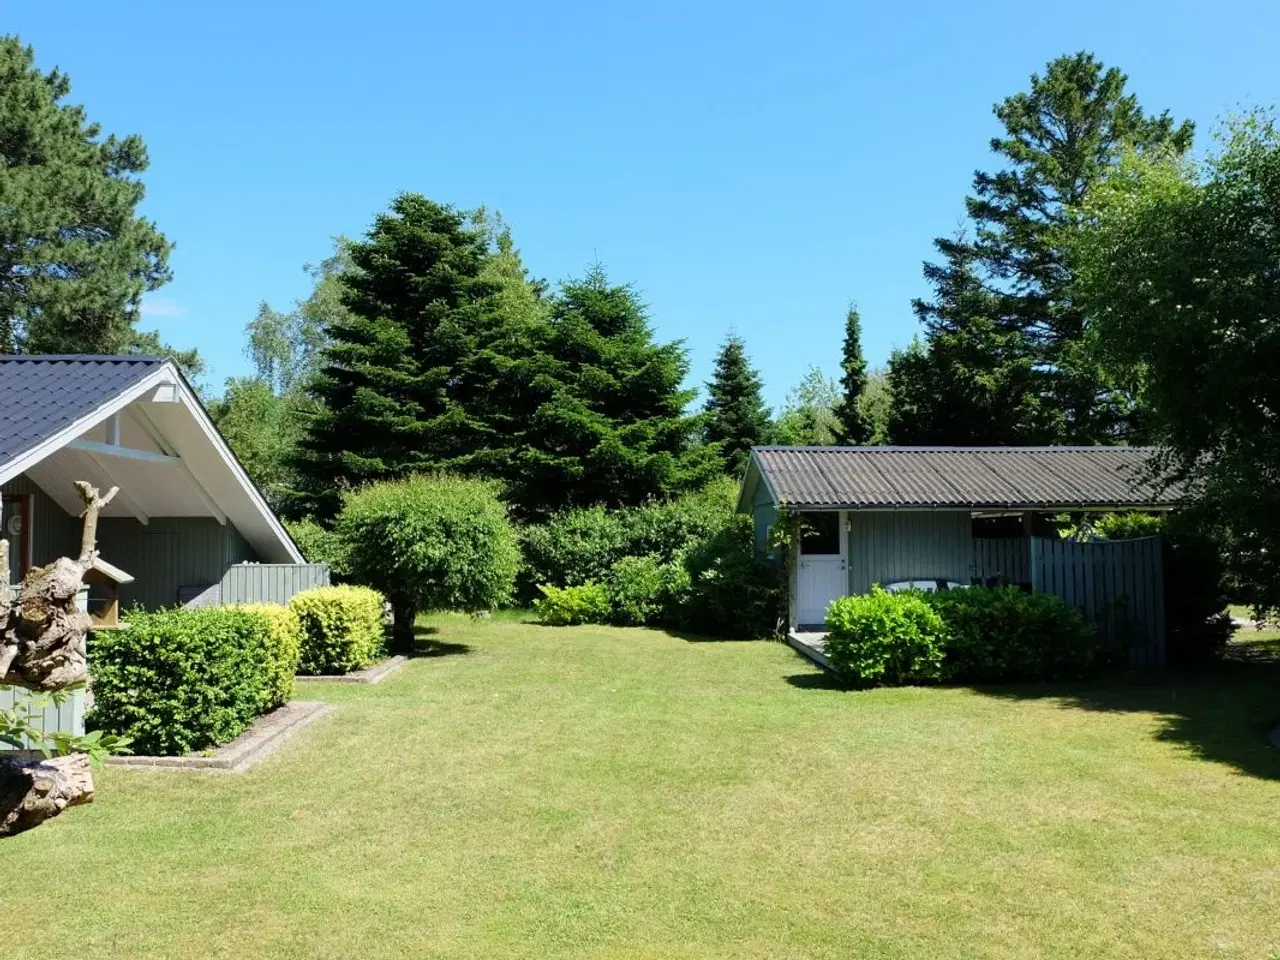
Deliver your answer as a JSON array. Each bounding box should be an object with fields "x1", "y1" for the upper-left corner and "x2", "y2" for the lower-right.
[
  {"x1": 750, "y1": 446, "x2": 1175, "y2": 510},
  {"x1": 0, "y1": 356, "x2": 166, "y2": 464}
]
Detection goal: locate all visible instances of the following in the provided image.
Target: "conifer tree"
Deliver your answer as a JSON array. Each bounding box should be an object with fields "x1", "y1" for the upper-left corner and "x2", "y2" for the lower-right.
[
  {"x1": 834, "y1": 305, "x2": 871, "y2": 445},
  {"x1": 703, "y1": 334, "x2": 772, "y2": 476},
  {"x1": 890, "y1": 52, "x2": 1193, "y2": 444}
]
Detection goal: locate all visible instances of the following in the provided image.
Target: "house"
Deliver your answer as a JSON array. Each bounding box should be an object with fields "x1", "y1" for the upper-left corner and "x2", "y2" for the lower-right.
[
  {"x1": 0, "y1": 355, "x2": 306, "y2": 612},
  {"x1": 738, "y1": 445, "x2": 1177, "y2": 635}
]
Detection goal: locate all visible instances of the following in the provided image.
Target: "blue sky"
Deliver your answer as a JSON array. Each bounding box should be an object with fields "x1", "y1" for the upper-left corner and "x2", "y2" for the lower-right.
[{"x1": 9, "y1": 1, "x2": 1277, "y2": 407}]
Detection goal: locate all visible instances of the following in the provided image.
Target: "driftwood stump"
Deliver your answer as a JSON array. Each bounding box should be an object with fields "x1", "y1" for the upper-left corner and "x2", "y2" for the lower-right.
[
  {"x1": 0, "y1": 481, "x2": 119, "y2": 836},
  {"x1": 0, "y1": 754, "x2": 94, "y2": 837}
]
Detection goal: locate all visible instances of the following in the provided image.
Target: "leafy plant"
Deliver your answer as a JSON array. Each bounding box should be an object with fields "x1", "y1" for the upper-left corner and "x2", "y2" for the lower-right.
[
  {"x1": 824, "y1": 588, "x2": 947, "y2": 686},
  {"x1": 672, "y1": 518, "x2": 778, "y2": 639},
  {"x1": 605, "y1": 555, "x2": 671, "y2": 627},
  {"x1": 926, "y1": 587, "x2": 1103, "y2": 682},
  {"x1": 337, "y1": 474, "x2": 520, "y2": 640},
  {"x1": 0, "y1": 684, "x2": 131, "y2": 763},
  {"x1": 284, "y1": 517, "x2": 350, "y2": 575},
  {"x1": 89, "y1": 607, "x2": 295, "y2": 756},
  {"x1": 532, "y1": 583, "x2": 612, "y2": 626},
  {"x1": 289, "y1": 585, "x2": 386, "y2": 675}
]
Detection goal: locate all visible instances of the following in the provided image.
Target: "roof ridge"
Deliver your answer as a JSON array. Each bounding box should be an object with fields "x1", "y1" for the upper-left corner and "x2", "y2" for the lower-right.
[{"x1": 0, "y1": 355, "x2": 167, "y2": 363}]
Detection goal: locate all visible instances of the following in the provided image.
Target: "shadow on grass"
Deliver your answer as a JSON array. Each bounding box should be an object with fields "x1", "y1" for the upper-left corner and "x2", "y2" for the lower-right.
[
  {"x1": 405, "y1": 625, "x2": 471, "y2": 658},
  {"x1": 785, "y1": 639, "x2": 1280, "y2": 781}
]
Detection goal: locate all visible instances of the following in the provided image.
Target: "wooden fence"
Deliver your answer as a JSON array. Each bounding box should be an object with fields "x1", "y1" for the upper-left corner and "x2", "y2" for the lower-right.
[
  {"x1": 219, "y1": 563, "x2": 330, "y2": 605},
  {"x1": 972, "y1": 537, "x2": 1030, "y2": 584},
  {"x1": 1030, "y1": 535, "x2": 1166, "y2": 666},
  {"x1": 0, "y1": 686, "x2": 86, "y2": 750}
]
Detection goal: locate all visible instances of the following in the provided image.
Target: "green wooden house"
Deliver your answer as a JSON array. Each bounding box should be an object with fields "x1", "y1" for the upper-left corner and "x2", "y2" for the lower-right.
[
  {"x1": 738, "y1": 446, "x2": 1178, "y2": 643},
  {"x1": 0, "y1": 355, "x2": 306, "y2": 612}
]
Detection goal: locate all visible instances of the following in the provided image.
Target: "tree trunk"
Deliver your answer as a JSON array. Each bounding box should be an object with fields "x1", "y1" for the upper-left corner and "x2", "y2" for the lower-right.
[
  {"x1": 0, "y1": 753, "x2": 94, "y2": 837},
  {"x1": 389, "y1": 597, "x2": 418, "y2": 652}
]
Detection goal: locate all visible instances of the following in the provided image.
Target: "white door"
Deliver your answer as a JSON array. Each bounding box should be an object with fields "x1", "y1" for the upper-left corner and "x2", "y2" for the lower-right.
[{"x1": 796, "y1": 511, "x2": 846, "y2": 627}]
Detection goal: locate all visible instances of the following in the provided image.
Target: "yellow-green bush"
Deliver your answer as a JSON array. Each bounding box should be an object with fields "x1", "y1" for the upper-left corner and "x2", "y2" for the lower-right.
[
  {"x1": 236, "y1": 604, "x2": 303, "y2": 705},
  {"x1": 289, "y1": 585, "x2": 386, "y2": 675}
]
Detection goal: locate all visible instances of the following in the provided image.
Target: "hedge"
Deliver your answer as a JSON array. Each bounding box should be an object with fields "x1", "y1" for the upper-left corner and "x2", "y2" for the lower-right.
[
  {"x1": 821, "y1": 586, "x2": 1109, "y2": 687},
  {"x1": 237, "y1": 603, "x2": 304, "y2": 707},
  {"x1": 89, "y1": 606, "x2": 301, "y2": 756},
  {"x1": 290, "y1": 585, "x2": 386, "y2": 675}
]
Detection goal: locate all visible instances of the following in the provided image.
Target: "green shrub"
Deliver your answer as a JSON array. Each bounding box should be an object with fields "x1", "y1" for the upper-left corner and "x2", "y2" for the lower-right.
[
  {"x1": 605, "y1": 555, "x2": 671, "y2": 626},
  {"x1": 337, "y1": 475, "x2": 520, "y2": 639},
  {"x1": 517, "y1": 479, "x2": 740, "y2": 604},
  {"x1": 824, "y1": 588, "x2": 947, "y2": 686},
  {"x1": 290, "y1": 585, "x2": 386, "y2": 675},
  {"x1": 1094, "y1": 512, "x2": 1164, "y2": 540},
  {"x1": 533, "y1": 582, "x2": 612, "y2": 626},
  {"x1": 671, "y1": 517, "x2": 779, "y2": 638},
  {"x1": 926, "y1": 587, "x2": 1103, "y2": 682},
  {"x1": 237, "y1": 603, "x2": 303, "y2": 707},
  {"x1": 89, "y1": 607, "x2": 284, "y2": 755},
  {"x1": 284, "y1": 517, "x2": 350, "y2": 575}
]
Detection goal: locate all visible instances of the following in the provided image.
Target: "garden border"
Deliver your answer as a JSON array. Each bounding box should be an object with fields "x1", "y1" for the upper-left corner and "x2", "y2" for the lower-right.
[
  {"x1": 297, "y1": 655, "x2": 409, "y2": 684},
  {"x1": 105, "y1": 700, "x2": 331, "y2": 774}
]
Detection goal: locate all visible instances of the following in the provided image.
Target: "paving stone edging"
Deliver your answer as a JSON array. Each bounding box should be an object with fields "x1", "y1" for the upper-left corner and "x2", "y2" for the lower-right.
[
  {"x1": 298, "y1": 655, "x2": 409, "y2": 684},
  {"x1": 106, "y1": 700, "x2": 331, "y2": 774}
]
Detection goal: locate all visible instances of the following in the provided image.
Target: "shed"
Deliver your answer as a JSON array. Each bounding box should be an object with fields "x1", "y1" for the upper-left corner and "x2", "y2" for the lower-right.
[{"x1": 737, "y1": 446, "x2": 1178, "y2": 634}]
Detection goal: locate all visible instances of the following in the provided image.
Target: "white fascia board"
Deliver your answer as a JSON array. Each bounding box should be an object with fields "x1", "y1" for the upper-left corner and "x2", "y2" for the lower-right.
[
  {"x1": 0, "y1": 366, "x2": 178, "y2": 488},
  {"x1": 169, "y1": 369, "x2": 304, "y2": 563}
]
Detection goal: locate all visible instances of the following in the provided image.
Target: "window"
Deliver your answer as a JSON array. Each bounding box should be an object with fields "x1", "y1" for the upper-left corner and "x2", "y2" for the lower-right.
[
  {"x1": 799, "y1": 512, "x2": 842, "y2": 555},
  {"x1": 1, "y1": 494, "x2": 31, "y2": 580}
]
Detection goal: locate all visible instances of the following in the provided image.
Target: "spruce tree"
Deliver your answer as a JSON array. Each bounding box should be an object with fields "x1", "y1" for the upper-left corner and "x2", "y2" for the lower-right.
[
  {"x1": 293, "y1": 194, "x2": 495, "y2": 516},
  {"x1": 703, "y1": 333, "x2": 771, "y2": 476},
  {"x1": 834, "y1": 305, "x2": 872, "y2": 445},
  {"x1": 892, "y1": 52, "x2": 1193, "y2": 445},
  {"x1": 512, "y1": 266, "x2": 714, "y2": 514}
]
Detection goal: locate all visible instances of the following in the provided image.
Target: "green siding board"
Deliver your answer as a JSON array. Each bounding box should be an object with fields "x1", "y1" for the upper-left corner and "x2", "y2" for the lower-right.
[
  {"x1": 98, "y1": 517, "x2": 257, "y2": 609},
  {"x1": 752, "y1": 481, "x2": 778, "y2": 552},
  {"x1": 847, "y1": 510, "x2": 973, "y2": 594}
]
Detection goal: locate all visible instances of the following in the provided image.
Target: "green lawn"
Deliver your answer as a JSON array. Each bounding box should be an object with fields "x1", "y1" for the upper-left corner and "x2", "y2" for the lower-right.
[{"x1": 3, "y1": 616, "x2": 1279, "y2": 959}]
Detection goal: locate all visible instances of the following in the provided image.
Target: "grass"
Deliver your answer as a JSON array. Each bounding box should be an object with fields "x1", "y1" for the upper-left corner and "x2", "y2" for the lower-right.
[{"x1": 3, "y1": 615, "x2": 1279, "y2": 959}]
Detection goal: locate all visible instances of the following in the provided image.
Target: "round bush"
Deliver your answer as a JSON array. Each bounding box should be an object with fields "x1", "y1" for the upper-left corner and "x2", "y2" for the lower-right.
[
  {"x1": 823, "y1": 588, "x2": 947, "y2": 686},
  {"x1": 337, "y1": 474, "x2": 521, "y2": 637}
]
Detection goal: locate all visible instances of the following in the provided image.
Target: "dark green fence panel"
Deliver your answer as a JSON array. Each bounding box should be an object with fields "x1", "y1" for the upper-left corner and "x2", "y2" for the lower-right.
[{"x1": 1030, "y1": 535, "x2": 1166, "y2": 666}]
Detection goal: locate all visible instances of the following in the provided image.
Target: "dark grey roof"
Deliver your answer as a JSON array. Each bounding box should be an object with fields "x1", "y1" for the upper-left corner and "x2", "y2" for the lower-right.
[
  {"x1": 749, "y1": 446, "x2": 1176, "y2": 510},
  {"x1": 0, "y1": 356, "x2": 167, "y2": 464}
]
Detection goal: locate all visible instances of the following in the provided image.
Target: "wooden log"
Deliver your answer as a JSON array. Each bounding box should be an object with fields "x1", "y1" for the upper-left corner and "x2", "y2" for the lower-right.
[
  {"x1": 0, "y1": 754, "x2": 94, "y2": 837},
  {"x1": 2, "y1": 557, "x2": 90, "y2": 690}
]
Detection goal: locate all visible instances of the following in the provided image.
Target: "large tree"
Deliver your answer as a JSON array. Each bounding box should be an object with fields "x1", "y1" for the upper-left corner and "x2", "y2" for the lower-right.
[
  {"x1": 0, "y1": 37, "x2": 173, "y2": 355},
  {"x1": 1070, "y1": 112, "x2": 1280, "y2": 613},
  {"x1": 293, "y1": 197, "x2": 709, "y2": 517},
  {"x1": 293, "y1": 195, "x2": 497, "y2": 516},
  {"x1": 773, "y1": 367, "x2": 841, "y2": 446},
  {"x1": 890, "y1": 52, "x2": 1193, "y2": 445},
  {"x1": 834, "y1": 305, "x2": 872, "y2": 444},
  {"x1": 703, "y1": 333, "x2": 771, "y2": 476},
  {"x1": 510, "y1": 266, "x2": 714, "y2": 513}
]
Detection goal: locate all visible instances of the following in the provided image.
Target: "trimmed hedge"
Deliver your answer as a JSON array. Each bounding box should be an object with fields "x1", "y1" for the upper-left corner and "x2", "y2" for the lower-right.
[
  {"x1": 824, "y1": 588, "x2": 947, "y2": 686},
  {"x1": 237, "y1": 603, "x2": 303, "y2": 707},
  {"x1": 290, "y1": 585, "x2": 386, "y2": 675},
  {"x1": 822, "y1": 586, "x2": 1108, "y2": 688},
  {"x1": 926, "y1": 587, "x2": 1103, "y2": 682},
  {"x1": 89, "y1": 606, "x2": 301, "y2": 756}
]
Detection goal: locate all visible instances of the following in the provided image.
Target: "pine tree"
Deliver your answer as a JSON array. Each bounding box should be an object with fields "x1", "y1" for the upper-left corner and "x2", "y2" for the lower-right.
[
  {"x1": 892, "y1": 52, "x2": 1193, "y2": 445},
  {"x1": 704, "y1": 334, "x2": 772, "y2": 476},
  {"x1": 293, "y1": 194, "x2": 496, "y2": 516},
  {"x1": 0, "y1": 36, "x2": 173, "y2": 354},
  {"x1": 834, "y1": 305, "x2": 871, "y2": 444}
]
